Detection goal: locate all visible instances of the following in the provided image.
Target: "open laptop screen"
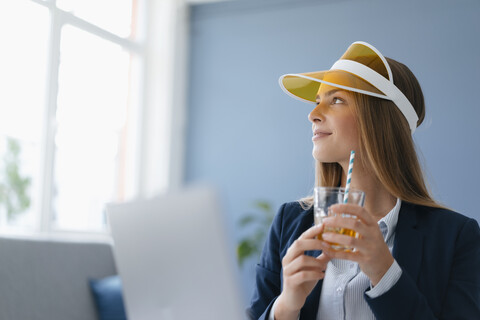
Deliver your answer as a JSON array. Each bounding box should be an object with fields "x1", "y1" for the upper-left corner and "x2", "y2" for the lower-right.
[{"x1": 107, "y1": 186, "x2": 245, "y2": 320}]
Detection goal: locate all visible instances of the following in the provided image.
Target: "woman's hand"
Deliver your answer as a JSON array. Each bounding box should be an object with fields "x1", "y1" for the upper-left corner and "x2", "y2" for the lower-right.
[
  {"x1": 275, "y1": 225, "x2": 331, "y2": 319},
  {"x1": 319, "y1": 203, "x2": 394, "y2": 286}
]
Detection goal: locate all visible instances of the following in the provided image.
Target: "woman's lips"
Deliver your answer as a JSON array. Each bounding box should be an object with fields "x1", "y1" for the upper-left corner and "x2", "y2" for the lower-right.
[{"x1": 312, "y1": 130, "x2": 332, "y2": 141}]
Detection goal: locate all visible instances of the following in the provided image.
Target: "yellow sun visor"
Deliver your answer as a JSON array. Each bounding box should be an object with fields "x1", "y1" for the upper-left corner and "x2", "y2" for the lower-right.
[{"x1": 279, "y1": 42, "x2": 419, "y2": 133}]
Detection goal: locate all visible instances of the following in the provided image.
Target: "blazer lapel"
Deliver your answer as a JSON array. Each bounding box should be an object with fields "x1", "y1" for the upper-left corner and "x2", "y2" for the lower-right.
[
  {"x1": 392, "y1": 202, "x2": 424, "y2": 283},
  {"x1": 300, "y1": 208, "x2": 324, "y2": 318},
  {"x1": 299, "y1": 207, "x2": 323, "y2": 318},
  {"x1": 304, "y1": 208, "x2": 323, "y2": 258}
]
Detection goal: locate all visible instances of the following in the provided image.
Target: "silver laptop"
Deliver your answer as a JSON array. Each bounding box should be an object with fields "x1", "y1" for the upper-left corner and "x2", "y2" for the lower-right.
[{"x1": 106, "y1": 186, "x2": 245, "y2": 320}]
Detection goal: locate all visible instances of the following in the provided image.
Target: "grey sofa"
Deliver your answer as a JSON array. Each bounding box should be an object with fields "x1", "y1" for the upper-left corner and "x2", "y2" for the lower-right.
[{"x1": 0, "y1": 235, "x2": 117, "y2": 320}]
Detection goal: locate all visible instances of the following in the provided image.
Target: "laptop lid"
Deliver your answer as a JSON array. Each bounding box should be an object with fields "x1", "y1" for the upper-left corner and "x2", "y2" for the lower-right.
[{"x1": 106, "y1": 186, "x2": 245, "y2": 320}]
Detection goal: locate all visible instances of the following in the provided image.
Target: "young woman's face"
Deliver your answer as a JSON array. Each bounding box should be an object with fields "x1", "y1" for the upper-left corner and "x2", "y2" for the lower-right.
[{"x1": 308, "y1": 84, "x2": 359, "y2": 166}]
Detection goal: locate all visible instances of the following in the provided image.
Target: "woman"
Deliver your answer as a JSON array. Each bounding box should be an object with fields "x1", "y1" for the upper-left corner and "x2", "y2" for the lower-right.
[{"x1": 247, "y1": 42, "x2": 480, "y2": 319}]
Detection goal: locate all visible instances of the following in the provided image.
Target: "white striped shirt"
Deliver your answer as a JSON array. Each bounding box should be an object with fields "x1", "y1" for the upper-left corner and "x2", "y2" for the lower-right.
[{"x1": 268, "y1": 198, "x2": 402, "y2": 320}]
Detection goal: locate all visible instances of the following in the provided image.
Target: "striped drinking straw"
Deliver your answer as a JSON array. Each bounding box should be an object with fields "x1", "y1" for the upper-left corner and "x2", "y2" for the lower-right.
[{"x1": 344, "y1": 150, "x2": 355, "y2": 204}]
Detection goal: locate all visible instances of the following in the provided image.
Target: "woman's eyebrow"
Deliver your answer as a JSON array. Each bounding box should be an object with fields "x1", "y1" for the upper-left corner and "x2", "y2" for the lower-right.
[{"x1": 316, "y1": 89, "x2": 342, "y2": 101}]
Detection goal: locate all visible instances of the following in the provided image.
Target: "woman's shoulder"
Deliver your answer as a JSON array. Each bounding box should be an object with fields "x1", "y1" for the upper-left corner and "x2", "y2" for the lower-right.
[
  {"x1": 405, "y1": 202, "x2": 479, "y2": 234},
  {"x1": 281, "y1": 200, "x2": 311, "y2": 211},
  {"x1": 277, "y1": 201, "x2": 312, "y2": 219},
  {"x1": 271, "y1": 201, "x2": 313, "y2": 234},
  {"x1": 269, "y1": 201, "x2": 315, "y2": 249},
  {"x1": 411, "y1": 203, "x2": 475, "y2": 221}
]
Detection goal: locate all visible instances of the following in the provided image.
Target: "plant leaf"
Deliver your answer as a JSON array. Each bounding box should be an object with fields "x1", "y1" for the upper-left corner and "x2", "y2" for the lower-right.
[
  {"x1": 254, "y1": 200, "x2": 272, "y2": 213},
  {"x1": 237, "y1": 239, "x2": 259, "y2": 266},
  {"x1": 238, "y1": 214, "x2": 258, "y2": 227}
]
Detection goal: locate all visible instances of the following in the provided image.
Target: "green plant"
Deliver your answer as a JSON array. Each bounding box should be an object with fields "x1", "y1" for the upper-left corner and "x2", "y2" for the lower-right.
[
  {"x1": 0, "y1": 137, "x2": 32, "y2": 220},
  {"x1": 237, "y1": 200, "x2": 275, "y2": 267}
]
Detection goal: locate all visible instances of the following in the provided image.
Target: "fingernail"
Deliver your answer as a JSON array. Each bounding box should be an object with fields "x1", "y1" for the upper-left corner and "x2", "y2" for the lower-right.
[{"x1": 322, "y1": 233, "x2": 332, "y2": 241}]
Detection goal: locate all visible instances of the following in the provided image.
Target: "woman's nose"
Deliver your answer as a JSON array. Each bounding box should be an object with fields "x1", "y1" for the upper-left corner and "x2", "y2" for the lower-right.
[{"x1": 308, "y1": 103, "x2": 324, "y2": 123}]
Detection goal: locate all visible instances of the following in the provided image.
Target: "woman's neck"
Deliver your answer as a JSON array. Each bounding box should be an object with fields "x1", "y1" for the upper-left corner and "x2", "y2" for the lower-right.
[{"x1": 340, "y1": 162, "x2": 396, "y2": 221}]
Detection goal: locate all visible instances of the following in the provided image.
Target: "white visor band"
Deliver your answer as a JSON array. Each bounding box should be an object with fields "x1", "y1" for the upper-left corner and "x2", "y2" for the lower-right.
[{"x1": 330, "y1": 59, "x2": 418, "y2": 133}]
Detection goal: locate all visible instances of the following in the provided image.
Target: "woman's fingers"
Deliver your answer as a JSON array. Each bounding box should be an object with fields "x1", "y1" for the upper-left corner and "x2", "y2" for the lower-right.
[
  {"x1": 283, "y1": 253, "x2": 328, "y2": 276},
  {"x1": 282, "y1": 225, "x2": 330, "y2": 280},
  {"x1": 318, "y1": 239, "x2": 359, "y2": 261},
  {"x1": 283, "y1": 239, "x2": 324, "y2": 263},
  {"x1": 282, "y1": 225, "x2": 324, "y2": 262},
  {"x1": 298, "y1": 224, "x2": 324, "y2": 239},
  {"x1": 320, "y1": 233, "x2": 362, "y2": 260},
  {"x1": 278, "y1": 226, "x2": 333, "y2": 312},
  {"x1": 317, "y1": 208, "x2": 395, "y2": 286},
  {"x1": 320, "y1": 215, "x2": 379, "y2": 256},
  {"x1": 316, "y1": 252, "x2": 331, "y2": 263},
  {"x1": 322, "y1": 215, "x2": 367, "y2": 237},
  {"x1": 329, "y1": 204, "x2": 375, "y2": 225},
  {"x1": 288, "y1": 270, "x2": 326, "y2": 284}
]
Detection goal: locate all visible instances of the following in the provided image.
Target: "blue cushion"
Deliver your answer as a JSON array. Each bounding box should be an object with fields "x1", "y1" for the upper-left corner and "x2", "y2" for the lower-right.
[{"x1": 89, "y1": 275, "x2": 127, "y2": 320}]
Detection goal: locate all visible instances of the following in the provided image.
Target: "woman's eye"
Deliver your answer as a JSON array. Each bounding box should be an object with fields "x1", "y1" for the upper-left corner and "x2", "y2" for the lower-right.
[{"x1": 332, "y1": 97, "x2": 344, "y2": 104}]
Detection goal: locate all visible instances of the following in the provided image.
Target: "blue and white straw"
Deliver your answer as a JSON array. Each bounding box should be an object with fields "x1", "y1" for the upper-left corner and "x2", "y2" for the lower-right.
[{"x1": 344, "y1": 150, "x2": 355, "y2": 204}]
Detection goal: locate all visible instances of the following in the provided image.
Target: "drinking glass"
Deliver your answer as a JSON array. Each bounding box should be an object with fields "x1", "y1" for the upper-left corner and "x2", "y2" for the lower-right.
[{"x1": 313, "y1": 187, "x2": 365, "y2": 252}]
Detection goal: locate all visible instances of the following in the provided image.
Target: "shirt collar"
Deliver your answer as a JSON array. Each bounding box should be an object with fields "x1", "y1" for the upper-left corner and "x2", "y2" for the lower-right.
[{"x1": 378, "y1": 198, "x2": 401, "y2": 242}]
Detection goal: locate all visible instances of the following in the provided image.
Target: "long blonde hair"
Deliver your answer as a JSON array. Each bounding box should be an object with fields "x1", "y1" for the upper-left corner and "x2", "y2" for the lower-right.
[{"x1": 300, "y1": 58, "x2": 443, "y2": 210}]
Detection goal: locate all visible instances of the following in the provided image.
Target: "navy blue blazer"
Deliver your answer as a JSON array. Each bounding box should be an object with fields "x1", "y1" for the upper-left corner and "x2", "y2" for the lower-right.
[{"x1": 247, "y1": 201, "x2": 480, "y2": 319}]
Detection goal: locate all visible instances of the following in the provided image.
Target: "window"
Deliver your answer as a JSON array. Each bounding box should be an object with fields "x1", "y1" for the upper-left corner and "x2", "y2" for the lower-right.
[
  {"x1": 0, "y1": 0, "x2": 51, "y2": 231},
  {"x1": 53, "y1": 23, "x2": 139, "y2": 231},
  {"x1": 0, "y1": 0, "x2": 187, "y2": 236}
]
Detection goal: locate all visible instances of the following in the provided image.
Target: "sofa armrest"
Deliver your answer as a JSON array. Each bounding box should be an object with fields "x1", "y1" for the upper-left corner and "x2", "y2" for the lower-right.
[{"x1": 0, "y1": 235, "x2": 117, "y2": 320}]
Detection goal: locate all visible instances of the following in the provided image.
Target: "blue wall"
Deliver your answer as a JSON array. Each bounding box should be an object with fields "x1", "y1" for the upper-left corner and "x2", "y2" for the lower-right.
[{"x1": 186, "y1": 0, "x2": 480, "y2": 301}]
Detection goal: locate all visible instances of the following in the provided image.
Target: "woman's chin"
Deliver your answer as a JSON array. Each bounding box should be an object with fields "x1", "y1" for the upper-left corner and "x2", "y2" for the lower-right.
[{"x1": 312, "y1": 148, "x2": 332, "y2": 162}]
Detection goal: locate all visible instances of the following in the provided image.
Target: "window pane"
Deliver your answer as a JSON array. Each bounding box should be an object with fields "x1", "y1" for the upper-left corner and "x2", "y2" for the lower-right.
[
  {"x1": 0, "y1": 0, "x2": 49, "y2": 231},
  {"x1": 54, "y1": 25, "x2": 139, "y2": 232},
  {"x1": 56, "y1": 0, "x2": 134, "y2": 38}
]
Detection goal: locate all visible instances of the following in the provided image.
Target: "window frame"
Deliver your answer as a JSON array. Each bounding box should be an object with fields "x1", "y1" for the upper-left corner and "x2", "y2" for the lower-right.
[{"x1": 3, "y1": 0, "x2": 189, "y2": 239}]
